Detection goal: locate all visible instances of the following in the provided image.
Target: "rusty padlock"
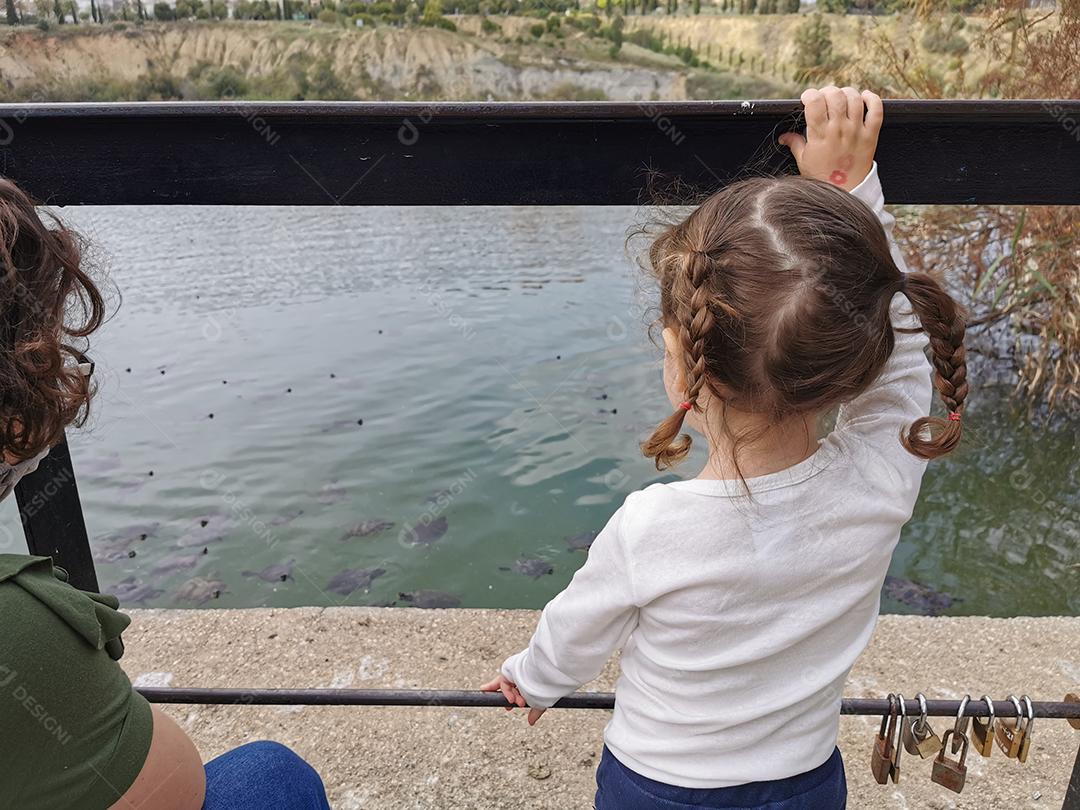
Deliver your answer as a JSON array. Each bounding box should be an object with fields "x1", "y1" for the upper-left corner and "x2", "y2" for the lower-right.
[
  {"x1": 870, "y1": 694, "x2": 897, "y2": 785},
  {"x1": 931, "y1": 729, "x2": 969, "y2": 793}
]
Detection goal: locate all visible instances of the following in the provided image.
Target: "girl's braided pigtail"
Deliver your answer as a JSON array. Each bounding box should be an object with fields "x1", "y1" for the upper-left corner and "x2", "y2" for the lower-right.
[
  {"x1": 899, "y1": 272, "x2": 968, "y2": 460},
  {"x1": 641, "y1": 250, "x2": 718, "y2": 470}
]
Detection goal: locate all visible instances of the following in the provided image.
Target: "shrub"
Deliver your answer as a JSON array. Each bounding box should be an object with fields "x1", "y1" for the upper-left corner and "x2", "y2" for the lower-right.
[
  {"x1": 201, "y1": 66, "x2": 250, "y2": 99},
  {"x1": 922, "y1": 15, "x2": 969, "y2": 56},
  {"x1": 317, "y1": 8, "x2": 339, "y2": 22},
  {"x1": 566, "y1": 12, "x2": 599, "y2": 30},
  {"x1": 529, "y1": 22, "x2": 544, "y2": 37},
  {"x1": 794, "y1": 13, "x2": 836, "y2": 75},
  {"x1": 480, "y1": 15, "x2": 498, "y2": 32}
]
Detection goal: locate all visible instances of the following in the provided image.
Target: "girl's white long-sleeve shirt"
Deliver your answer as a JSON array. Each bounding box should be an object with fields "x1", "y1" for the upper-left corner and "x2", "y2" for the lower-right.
[{"x1": 501, "y1": 163, "x2": 933, "y2": 789}]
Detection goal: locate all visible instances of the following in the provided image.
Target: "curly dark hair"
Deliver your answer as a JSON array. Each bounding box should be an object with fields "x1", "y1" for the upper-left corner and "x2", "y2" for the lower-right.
[{"x1": 0, "y1": 179, "x2": 105, "y2": 462}]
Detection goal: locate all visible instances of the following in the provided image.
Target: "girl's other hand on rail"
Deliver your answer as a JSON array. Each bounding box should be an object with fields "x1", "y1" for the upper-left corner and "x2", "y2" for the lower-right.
[
  {"x1": 778, "y1": 86, "x2": 882, "y2": 193},
  {"x1": 480, "y1": 675, "x2": 547, "y2": 725}
]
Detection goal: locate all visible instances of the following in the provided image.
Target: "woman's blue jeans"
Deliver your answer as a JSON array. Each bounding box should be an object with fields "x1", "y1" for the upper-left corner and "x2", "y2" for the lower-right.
[
  {"x1": 202, "y1": 741, "x2": 331, "y2": 810},
  {"x1": 595, "y1": 745, "x2": 847, "y2": 809}
]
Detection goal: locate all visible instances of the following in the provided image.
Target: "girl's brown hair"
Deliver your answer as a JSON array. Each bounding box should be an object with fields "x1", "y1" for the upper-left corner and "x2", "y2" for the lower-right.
[
  {"x1": 0, "y1": 179, "x2": 105, "y2": 462},
  {"x1": 642, "y1": 175, "x2": 966, "y2": 471}
]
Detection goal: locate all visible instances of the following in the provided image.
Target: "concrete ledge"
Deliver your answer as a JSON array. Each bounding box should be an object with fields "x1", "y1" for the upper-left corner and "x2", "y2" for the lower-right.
[{"x1": 121, "y1": 608, "x2": 1080, "y2": 809}]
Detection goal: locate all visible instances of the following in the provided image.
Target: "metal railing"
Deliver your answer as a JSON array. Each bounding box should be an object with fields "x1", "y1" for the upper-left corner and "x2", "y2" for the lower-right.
[{"x1": 132, "y1": 689, "x2": 1080, "y2": 805}]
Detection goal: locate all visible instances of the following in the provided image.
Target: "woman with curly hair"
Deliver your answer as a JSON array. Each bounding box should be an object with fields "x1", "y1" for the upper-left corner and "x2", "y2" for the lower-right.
[{"x1": 0, "y1": 178, "x2": 331, "y2": 810}]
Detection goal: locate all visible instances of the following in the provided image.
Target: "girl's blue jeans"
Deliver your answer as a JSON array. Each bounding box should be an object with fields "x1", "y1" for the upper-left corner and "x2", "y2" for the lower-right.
[
  {"x1": 595, "y1": 745, "x2": 847, "y2": 810},
  {"x1": 202, "y1": 741, "x2": 331, "y2": 810}
]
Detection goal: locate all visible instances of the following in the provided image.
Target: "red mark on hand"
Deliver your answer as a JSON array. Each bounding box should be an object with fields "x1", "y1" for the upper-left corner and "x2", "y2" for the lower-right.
[
  {"x1": 829, "y1": 170, "x2": 848, "y2": 186},
  {"x1": 837, "y1": 154, "x2": 855, "y2": 171}
]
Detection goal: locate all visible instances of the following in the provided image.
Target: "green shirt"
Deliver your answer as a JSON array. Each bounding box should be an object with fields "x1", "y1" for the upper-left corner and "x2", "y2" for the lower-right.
[{"x1": 0, "y1": 554, "x2": 154, "y2": 810}]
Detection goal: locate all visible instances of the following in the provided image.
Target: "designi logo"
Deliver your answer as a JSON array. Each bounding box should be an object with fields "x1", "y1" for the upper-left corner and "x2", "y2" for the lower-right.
[{"x1": 0, "y1": 664, "x2": 16, "y2": 688}]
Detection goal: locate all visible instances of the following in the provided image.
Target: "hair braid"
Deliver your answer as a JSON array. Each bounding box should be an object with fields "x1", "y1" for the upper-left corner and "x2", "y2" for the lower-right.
[
  {"x1": 641, "y1": 250, "x2": 717, "y2": 470},
  {"x1": 900, "y1": 272, "x2": 968, "y2": 459}
]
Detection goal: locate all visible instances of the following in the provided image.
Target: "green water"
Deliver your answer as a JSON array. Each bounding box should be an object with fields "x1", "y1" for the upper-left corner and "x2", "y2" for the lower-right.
[{"x1": 0, "y1": 205, "x2": 1075, "y2": 616}]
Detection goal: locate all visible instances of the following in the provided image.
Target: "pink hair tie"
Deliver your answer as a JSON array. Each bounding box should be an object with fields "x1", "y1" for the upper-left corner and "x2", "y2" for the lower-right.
[
  {"x1": 948, "y1": 413, "x2": 961, "y2": 422},
  {"x1": 679, "y1": 401, "x2": 693, "y2": 411}
]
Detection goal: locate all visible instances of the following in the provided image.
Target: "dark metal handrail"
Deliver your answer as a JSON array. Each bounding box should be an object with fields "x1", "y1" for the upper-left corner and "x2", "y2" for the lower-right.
[
  {"x1": 136, "y1": 688, "x2": 1080, "y2": 807},
  {"x1": 136, "y1": 688, "x2": 1080, "y2": 718},
  {"x1": 2, "y1": 100, "x2": 1079, "y2": 206}
]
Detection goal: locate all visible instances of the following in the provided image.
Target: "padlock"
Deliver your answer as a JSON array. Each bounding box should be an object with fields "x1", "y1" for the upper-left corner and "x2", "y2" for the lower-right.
[
  {"x1": 902, "y1": 693, "x2": 942, "y2": 758},
  {"x1": 870, "y1": 695, "x2": 896, "y2": 785},
  {"x1": 951, "y1": 694, "x2": 970, "y2": 755},
  {"x1": 1017, "y1": 695, "x2": 1034, "y2": 764},
  {"x1": 995, "y1": 695, "x2": 1024, "y2": 759},
  {"x1": 890, "y1": 694, "x2": 907, "y2": 784},
  {"x1": 971, "y1": 695, "x2": 995, "y2": 757},
  {"x1": 931, "y1": 729, "x2": 968, "y2": 793}
]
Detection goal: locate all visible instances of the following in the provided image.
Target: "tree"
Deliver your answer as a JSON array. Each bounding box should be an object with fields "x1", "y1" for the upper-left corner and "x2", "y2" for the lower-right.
[
  {"x1": 5, "y1": 0, "x2": 18, "y2": 23},
  {"x1": 421, "y1": 0, "x2": 441, "y2": 21},
  {"x1": 794, "y1": 12, "x2": 833, "y2": 75},
  {"x1": 610, "y1": 11, "x2": 623, "y2": 44},
  {"x1": 153, "y1": 0, "x2": 173, "y2": 17}
]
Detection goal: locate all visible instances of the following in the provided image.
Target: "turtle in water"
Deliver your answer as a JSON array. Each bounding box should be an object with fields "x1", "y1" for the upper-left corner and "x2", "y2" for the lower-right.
[
  {"x1": 342, "y1": 520, "x2": 395, "y2": 540},
  {"x1": 176, "y1": 533, "x2": 224, "y2": 549},
  {"x1": 192, "y1": 513, "x2": 232, "y2": 531},
  {"x1": 565, "y1": 530, "x2": 599, "y2": 552},
  {"x1": 400, "y1": 515, "x2": 448, "y2": 546},
  {"x1": 397, "y1": 590, "x2": 461, "y2": 609},
  {"x1": 882, "y1": 575, "x2": 962, "y2": 616},
  {"x1": 499, "y1": 558, "x2": 555, "y2": 579},
  {"x1": 94, "y1": 540, "x2": 139, "y2": 564},
  {"x1": 317, "y1": 483, "x2": 348, "y2": 506},
  {"x1": 107, "y1": 577, "x2": 164, "y2": 605},
  {"x1": 103, "y1": 522, "x2": 161, "y2": 543},
  {"x1": 327, "y1": 567, "x2": 386, "y2": 596},
  {"x1": 242, "y1": 560, "x2": 295, "y2": 583},
  {"x1": 176, "y1": 576, "x2": 229, "y2": 605},
  {"x1": 269, "y1": 509, "x2": 304, "y2": 527},
  {"x1": 94, "y1": 522, "x2": 161, "y2": 558},
  {"x1": 150, "y1": 553, "x2": 203, "y2": 576}
]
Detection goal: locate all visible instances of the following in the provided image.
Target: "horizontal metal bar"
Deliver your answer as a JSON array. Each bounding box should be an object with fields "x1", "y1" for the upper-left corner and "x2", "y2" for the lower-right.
[
  {"x1": 2, "y1": 100, "x2": 1077, "y2": 206},
  {"x1": 136, "y1": 688, "x2": 1080, "y2": 719},
  {"x1": 5, "y1": 99, "x2": 1072, "y2": 121}
]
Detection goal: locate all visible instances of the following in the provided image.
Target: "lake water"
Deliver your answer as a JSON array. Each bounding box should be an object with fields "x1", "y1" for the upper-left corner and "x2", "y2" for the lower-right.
[{"x1": 1, "y1": 206, "x2": 1076, "y2": 616}]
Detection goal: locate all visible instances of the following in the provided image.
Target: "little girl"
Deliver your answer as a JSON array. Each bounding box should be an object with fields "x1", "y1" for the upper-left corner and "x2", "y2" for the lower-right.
[{"x1": 482, "y1": 86, "x2": 967, "y2": 809}]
